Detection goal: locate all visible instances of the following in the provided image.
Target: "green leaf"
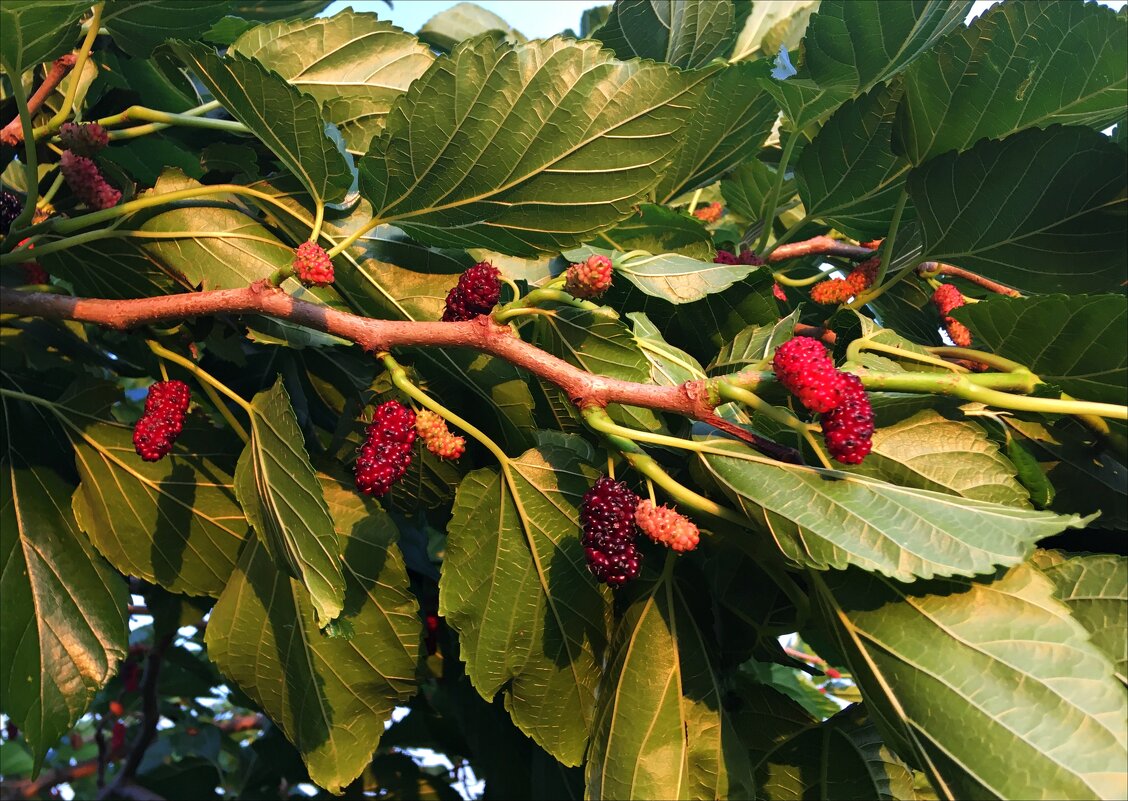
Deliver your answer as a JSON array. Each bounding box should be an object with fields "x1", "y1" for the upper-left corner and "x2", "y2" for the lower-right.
[
  {"x1": 953, "y1": 294, "x2": 1127, "y2": 407},
  {"x1": 844, "y1": 409, "x2": 1031, "y2": 508},
  {"x1": 230, "y1": 10, "x2": 435, "y2": 155},
  {"x1": 439, "y1": 441, "x2": 608, "y2": 765},
  {"x1": 417, "y1": 2, "x2": 525, "y2": 52},
  {"x1": 796, "y1": 83, "x2": 911, "y2": 239},
  {"x1": 707, "y1": 313, "x2": 799, "y2": 374},
  {"x1": 205, "y1": 472, "x2": 420, "y2": 794},
  {"x1": 729, "y1": 0, "x2": 819, "y2": 62},
  {"x1": 63, "y1": 389, "x2": 248, "y2": 598},
  {"x1": 168, "y1": 41, "x2": 353, "y2": 205},
  {"x1": 803, "y1": 0, "x2": 971, "y2": 92},
  {"x1": 358, "y1": 36, "x2": 710, "y2": 256},
  {"x1": 628, "y1": 312, "x2": 706, "y2": 386},
  {"x1": 565, "y1": 245, "x2": 764, "y2": 304},
  {"x1": 102, "y1": 1, "x2": 231, "y2": 57},
  {"x1": 0, "y1": 1, "x2": 88, "y2": 75},
  {"x1": 1033, "y1": 551, "x2": 1127, "y2": 685},
  {"x1": 1, "y1": 408, "x2": 128, "y2": 771},
  {"x1": 909, "y1": 125, "x2": 1127, "y2": 293},
  {"x1": 226, "y1": 0, "x2": 332, "y2": 21},
  {"x1": 813, "y1": 564, "x2": 1128, "y2": 800},
  {"x1": 895, "y1": 1, "x2": 1128, "y2": 164},
  {"x1": 235, "y1": 377, "x2": 345, "y2": 627},
  {"x1": 594, "y1": 0, "x2": 737, "y2": 69},
  {"x1": 754, "y1": 704, "x2": 915, "y2": 801},
  {"x1": 99, "y1": 137, "x2": 204, "y2": 186},
  {"x1": 759, "y1": 74, "x2": 852, "y2": 134},
  {"x1": 38, "y1": 234, "x2": 189, "y2": 300},
  {"x1": 586, "y1": 568, "x2": 754, "y2": 800},
  {"x1": 655, "y1": 60, "x2": 778, "y2": 202},
  {"x1": 591, "y1": 204, "x2": 714, "y2": 260},
  {"x1": 721, "y1": 158, "x2": 796, "y2": 223},
  {"x1": 698, "y1": 439, "x2": 1093, "y2": 581}
]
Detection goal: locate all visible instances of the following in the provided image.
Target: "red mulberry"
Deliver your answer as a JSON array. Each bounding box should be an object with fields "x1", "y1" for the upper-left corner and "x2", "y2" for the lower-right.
[
  {"x1": 820, "y1": 373, "x2": 874, "y2": 465},
  {"x1": 931, "y1": 284, "x2": 972, "y2": 346},
  {"x1": 773, "y1": 283, "x2": 787, "y2": 302},
  {"x1": 811, "y1": 257, "x2": 880, "y2": 305},
  {"x1": 293, "y1": 241, "x2": 334, "y2": 286},
  {"x1": 355, "y1": 401, "x2": 416, "y2": 496},
  {"x1": 20, "y1": 262, "x2": 49, "y2": 285},
  {"x1": 442, "y1": 261, "x2": 501, "y2": 321},
  {"x1": 415, "y1": 409, "x2": 466, "y2": 460},
  {"x1": 580, "y1": 477, "x2": 642, "y2": 586},
  {"x1": 564, "y1": 254, "x2": 613, "y2": 299},
  {"x1": 714, "y1": 249, "x2": 740, "y2": 265},
  {"x1": 772, "y1": 337, "x2": 846, "y2": 414},
  {"x1": 60, "y1": 151, "x2": 120, "y2": 210},
  {"x1": 133, "y1": 380, "x2": 191, "y2": 462},
  {"x1": 59, "y1": 122, "x2": 109, "y2": 156},
  {"x1": 635, "y1": 500, "x2": 699, "y2": 553},
  {"x1": 692, "y1": 202, "x2": 723, "y2": 223},
  {"x1": 1, "y1": 191, "x2": 21, "y2": 234}
]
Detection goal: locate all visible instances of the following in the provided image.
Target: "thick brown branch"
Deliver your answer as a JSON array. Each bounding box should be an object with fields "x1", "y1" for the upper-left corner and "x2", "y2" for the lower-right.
[
  {"x1": 0, "y1": 285, "x2": 800, "y2": 460},
  {"x1": 767, "y1": 236, "x2": 875, "y2": 263},
  {"x1": 916, "y1": 261, "x2": 1022, "y2": 297},
  {"x1": 0, "y1": 56, "x2": 77, "y2": 146}
]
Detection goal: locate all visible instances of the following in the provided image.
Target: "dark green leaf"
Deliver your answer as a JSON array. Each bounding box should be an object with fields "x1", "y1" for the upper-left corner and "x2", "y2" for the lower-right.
[
  {"x1": 226, "y1": 0, "x2": 332, "y2": 21},
  {"x1": 206, "y1": 472, "x2": 420, "y2": 793},
  {"x1": 591, "y1": 204, "x2": 714, "y2": 260},
  {"x1": 230, "y1": 10, "x2": 435, "y2": 155},
  {"x1": 656, "y1": 60, "x2": 778, "y2": 201},
  {"x1": 814, "y1": 564, "x2": 1128, "y2": 800},
  {"x1": 909, "y1": 125, "x2": 1127, "y2": 293},
  {"x1": 168, "y1": 40, "x2": 353, "y2": 205},
  {"x1": 439, "y1": 441, "x2": 608, "y2": 765},
  {"x1": 99, "y1": 137, "x2": 204, "y2": 186},
  {"x1": 804, "y1": 0, "x2": 972, "y2": 92},
  {"x1": 895, "y1": 1, "x2": 1128, "y2": 164},
  {"x1": 0, "y1": 1, "x2": 88, "y2": 75},
  {"x1": 699, "y1": 438, "x2": 1092, "y2": 581},
  {"x1": 796, "y1": 83, "x2": 911, "y2": 239},
  {"x1": 594, "y1": 0, "x2": 737, "y2": 69},
  {"x1": 953, "y1": 294, "x2": 1127, "y2": 407},
  {"x1": 721, "y1": 158, "x2": 796, "y2": 223},
  {"x1": 102, "y1": 1, "x2": 231, "y2": 57},
  {"x1": 358, "y1": 36, "x2": 710, "y2": 256},
  {"x1": 235, "y1": 377, "x2": 345, "y2": 626}
]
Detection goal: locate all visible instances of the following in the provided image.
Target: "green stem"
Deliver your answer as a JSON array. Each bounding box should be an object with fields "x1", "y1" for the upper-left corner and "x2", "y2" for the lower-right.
[
  {"x1": 755, "y1": 133, "x2": 800, "y2": 253},
  {"x1": 491, "y1": 306, "x2": 557, "y2": 324},
  {"x1": 848, "y1": 263, "x2": 914, "y2": 308},
  {"x1": 848, "y1": 338, "x2": 966, "y2": 373},
  {"x1": 6, "y1": 69, "x2": 38, "y2": 237},
  {"x1": 382, "y1": 354, "x2": 509, "y2": 465},
  {"x1": 716, "y1": 382, "x2": 815, "y2": 433},
  {"x1": 0, "y1": 226, "x2": 289, "y2": 265},
  {"x1": 926, "y1": 346, "x2": 1028, "y2": 374},
  {"x1": 39, "y1": 172, "x2": 65, "y2": 207},
  {"x1": 194, "y1": 374, "x2": 250, "y2": 443},
  {"x1": 147, "y1": 341, "x2": 253, "y2": 415},
  {"x1": 773, "y1": 269, "x2": 825, "y2": 288},
  {"x1": 687, "y1": 188, "x2": 703, "y2": 216},
  {"x1": 581, "y1": 408, "x2": 723, "y2": 455},
  {"x1": 34, "y1": 3, "x2": 103, "y2": 139},
  {"x1": 492, "y1": 287, "x2": 611, "y2": 322},
  {"x1": 870, "y1": 187, "x2": 909, "y2": 288},
  {"x1": 325, "y1": 216, "x2": 381, "y2": 258},
  {"x1": 104, "y1": 110, "x2": 247, "y2": 141},
  {"x1": 308, "y1": 201, "x2": 326, "y2": 244}
]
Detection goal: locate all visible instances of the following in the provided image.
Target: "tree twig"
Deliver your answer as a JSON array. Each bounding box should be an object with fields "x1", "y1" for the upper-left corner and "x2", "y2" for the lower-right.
[
  {"x1": 916, "y1": 262, "x2": 1022, "y2": 297},
  {"x1": 767, "y1": 236, "x2": 875, "y2": 263},
  {"x1": 0, "y1": 56, "x2": 77, "y2": 146}
]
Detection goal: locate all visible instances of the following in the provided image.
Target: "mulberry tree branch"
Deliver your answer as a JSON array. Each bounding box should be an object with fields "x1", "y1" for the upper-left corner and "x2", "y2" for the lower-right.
[
  {"x1": 916, "y1": 262, "x2": 1023, "y2": 297},
  {"x1": 0, "y1": 56, "x2": 77, "y2": 146}
]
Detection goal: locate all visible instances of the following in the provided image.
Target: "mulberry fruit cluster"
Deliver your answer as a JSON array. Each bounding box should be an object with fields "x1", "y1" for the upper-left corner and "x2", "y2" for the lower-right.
[
  {"x1": 773, "y1": 337, "x2": 875, "y2": 464},
  {"x1": 580, "y1": 477, "x2": 642, "y2": 586},
  {"x1": 60, "y1": 151, "x2": 120, "y2": 210},
  {"x1": 1, "y1": 191, "x2": 21, "y2": 234},
  {"x1": 713, "y1": 248, "x2": 764, "y2": 266},
  {"x1": 772, "y1": 337, "x2": 846, "y2": 414},
  {"x1": 820, "y1": 373, "x2": 874, "y2": 464},
  {"x1": 635, "y1": 500, "x2": 699, "y2": 553},
  {"x1": 133, "y1": 380, "x2": 191, "y2": 462},
  {"x1": 415, "y1": 410, "x2": 466, "y2": 460},
  {"x1": 931, "y1": 283, "x2": 971, "y2": 346},
  {"x1": 293, "y1": 241, "x2": 334, "y2": 286},
  {"x1": 442, "y1": 261, "x2": 501, "y2": 321},
  {"x1": 355, "y1": 401, "x2": 416, "y2": 497},
  {"x1": 59, "y1": 122, "x2": 108, "y2": 156},
  {"x1": 810, "y1": 256, "x2": 881, "y2": 305},
  {"x1": 692, "y1": 202, "x2": 723, "y2": 223},
  {"x1": 564, "y1": 254, "x2": 613, "y2": 299},
  {"x1": 20, "y1": 261, "x2": 49, "y2": 285}
]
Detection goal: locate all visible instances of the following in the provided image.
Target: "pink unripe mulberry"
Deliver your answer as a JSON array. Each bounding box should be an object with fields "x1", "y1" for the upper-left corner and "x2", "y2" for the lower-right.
[
  {"x1": 293, "y1": 241, "x2": 334, "y2": 286},
  {"x1": 635, "y1": 500, "x2": 700, "y2": 552},
  {"x1": 564, "y1": 254, "x2": 613, "y2": 299},
  {"x1": 415, "y1": 410, "x2": 466, "y2": 460},
  {"x1": 59, "y1": 122, "x2": 109, "y2": 156},
  {"x1": 772, "y1": 337, "x2": 846, "y2": 414},
  {"x1": 60, "y1": 151, "x2": 120, "y2": 210}
]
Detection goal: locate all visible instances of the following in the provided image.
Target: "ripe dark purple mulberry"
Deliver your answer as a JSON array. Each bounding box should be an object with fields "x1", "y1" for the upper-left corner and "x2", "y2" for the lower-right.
[
  {"x1": 820, "y1": 373, "x2": 874, "y2": 464},
  {"x1": 1, "y1": 191, "x2": 21, "y2": 234},
  {"x1": 772, "y1": 337, "x2": 846, "y2": 414},
  {"x1": 60, "y1": 151, "x2": 120, "y2": 210},
  {"x1": 133, "y1": 380, "x2": 191, "y2": 462},
  {"x1": 580, "y1": 477, "x2": 642, "y2": 587},
  {"x1": 59, "y1": 122, "x2": 109, "y2": 156},
  {"x1": 442, "y1": 261, "x2": 501, "y2": 321},
  {"x1": 293, "y1": 241, "x2": 334, "y2": 286},
  {"x1": 713, "y1": 248, "x2": 763, "y2": 266},
  {"x1": 355, "y1": 401, "x2": 416, "y2": 496}
]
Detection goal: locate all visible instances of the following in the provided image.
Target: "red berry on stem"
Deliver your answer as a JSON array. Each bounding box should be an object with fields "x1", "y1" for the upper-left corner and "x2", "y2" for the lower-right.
[
  {"x1": 293, "y1": 241, "x2": 334, "y2": 286},
  {"x1": 133, "y1": 380, "x2": 191, "y2": 462},
  {"x1": 820, "y1": 372, "x2": 874, "y2": 464},
  {"x1": 59, "y1": 122, "x2": 109, "y2": 156},
  {"x1": 713, "y1": 249, "x2": 740, "y2": 265},
  {"x1": 580, "y1": 477, "x2": 642, "y2": 586},
  {"x1": 635, "y1": 499, "x2": 700, "y2": 553},
  {"x1": 692, "y1": 201, "x2": 723, "y2": 223},
  {"x1": 442, "y1": 261, "x2": 501, "y2": 321},
  {"x1": 59, "y1": 151, "x2": 120, "y2": 210},
  {"x1": 564, "y1": 254, "x2": 613, "y2": 299},
  {"x1": 772, "y1": 337, "x2": 846, "y2": 414},
  {"x1": 355, "y1": 401, "x2": 416, "y2": 496}
]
